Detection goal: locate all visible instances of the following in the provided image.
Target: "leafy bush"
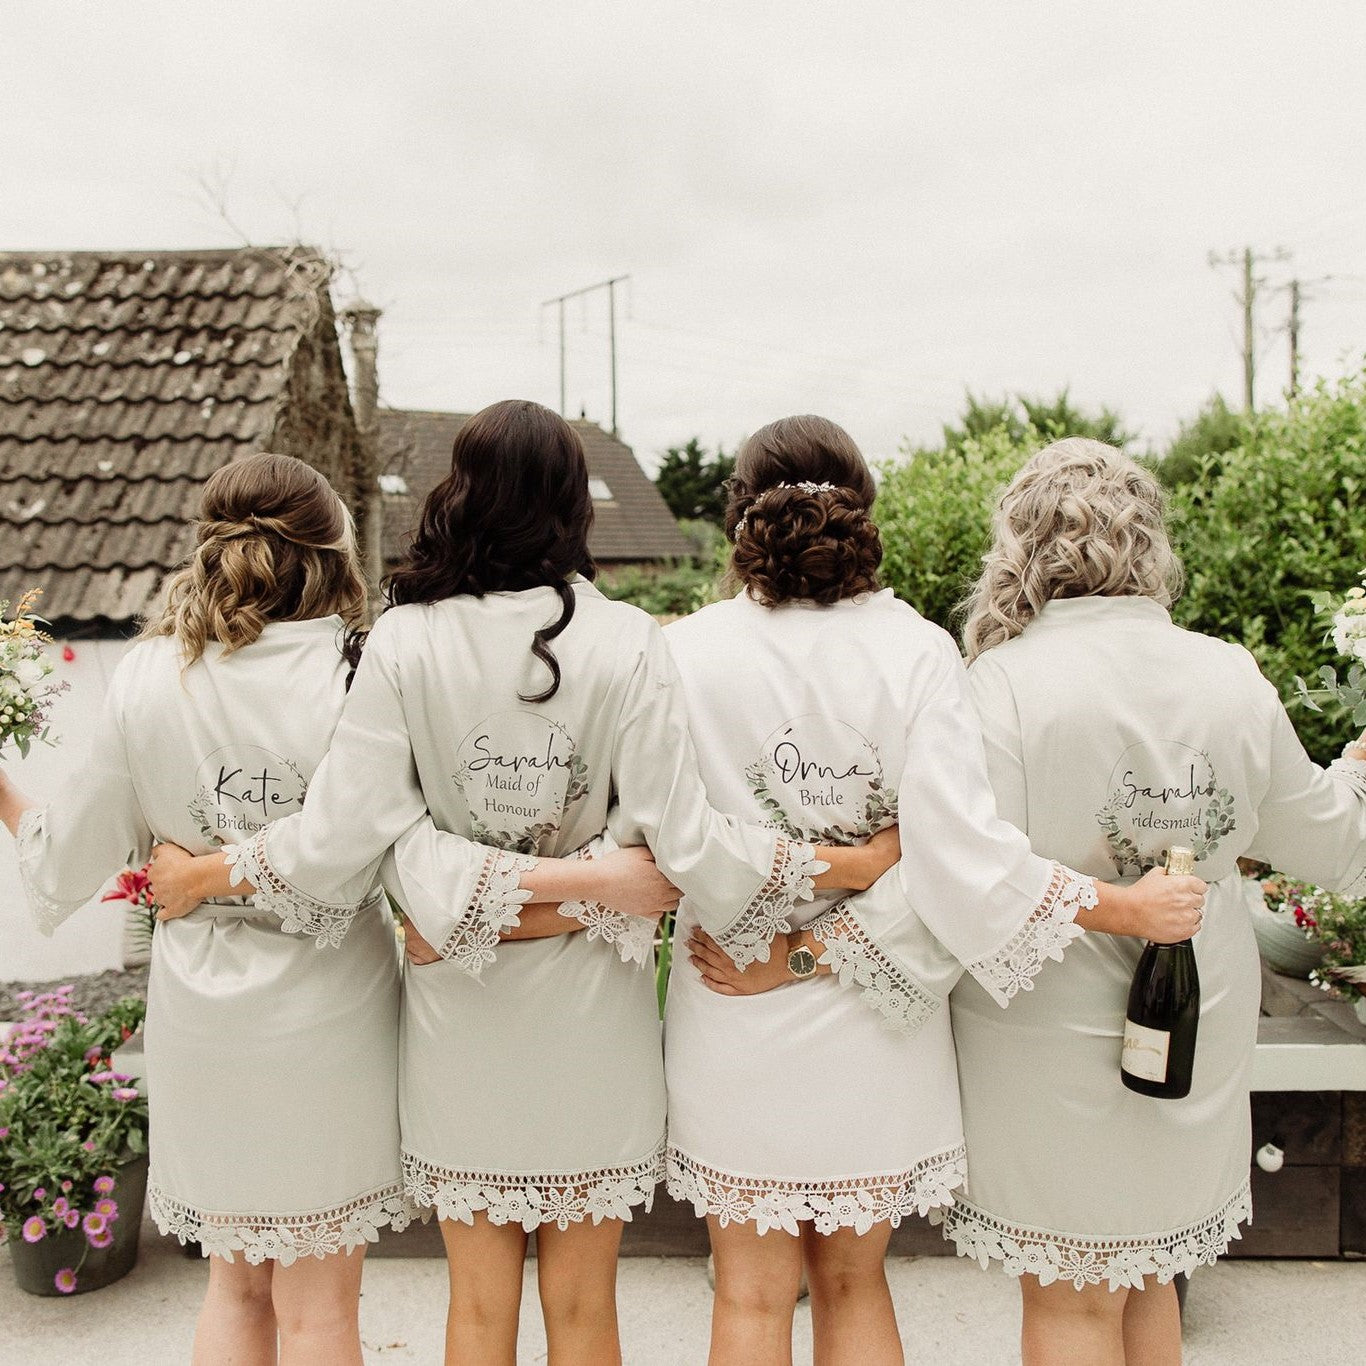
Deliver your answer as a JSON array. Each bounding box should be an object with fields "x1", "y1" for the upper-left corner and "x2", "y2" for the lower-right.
[{"x1": 1169, "y1": 372, "x2": 1366, "y2": 763}]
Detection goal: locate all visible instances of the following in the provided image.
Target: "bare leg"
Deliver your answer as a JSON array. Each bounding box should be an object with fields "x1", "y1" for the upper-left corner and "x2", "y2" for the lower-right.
[
  {"x1": 439, "y1": 1215, "x2": 528, "y2": 1366},
  {"x1": 1020, "y1": 1277, "x2": 1129, "y2": 1366},
  {"x1": 802, "y1": 1223, "x2": 903, "y2": 1366},
  {"x1": 270, "y1": 1247, "x2": 366, "y2": 1366},
  {"x1": 192, "y1": 1254, "x2": 277, "y2": 1366},
  {"x1": 535, "y1": 1217, "x2": 626, "y2": 1366},
  {"x1": 1121, "y1": 1279, "x2": 1182, "y2": 1366},
  {"x1": 707, "y1": 1216, "x2": 803, "y2": 1366}
]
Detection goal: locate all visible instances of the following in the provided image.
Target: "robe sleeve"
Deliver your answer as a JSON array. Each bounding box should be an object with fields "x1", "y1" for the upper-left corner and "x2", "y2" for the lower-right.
[
  {"x1": 232, "y1": 612, "x2": 532, "y2": 956},
  {"x1": 604, "y1": 625, "x2": 828, "y2": 969},
  {"x1": 16, "y1": 665, "x2": 152, "y2": 936},
  {"x1": 810, "y1": 641, "x2": 1095, "y2": 1014},
  {"x1": 1244, "y1": 677, "x2": 1366, "y2": 894}
]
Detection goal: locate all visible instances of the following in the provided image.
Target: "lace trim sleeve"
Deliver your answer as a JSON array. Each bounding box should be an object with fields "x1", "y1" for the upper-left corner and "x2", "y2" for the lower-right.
[
  {"x1": 437, "y1": 848, "x2": 538, "y2": 975},
  {"x1": 225, "y1": 829, "x2": 366, "y2": 950},
  {"x1": 716, "y1": 839, "x2": 828, "y2": 971},
  {"x1": 806, "y1": 904, "x2": 941, "y2": 1034},
  {"x1": 16, "y1": 807, "x2": 69, "y2": 937},
  {"x1": 556, "y1": 901, "x2": 657, "y2": 967},
  {"x1": 964, "y1": 861, "x2": 1092, "y2": 1006}
]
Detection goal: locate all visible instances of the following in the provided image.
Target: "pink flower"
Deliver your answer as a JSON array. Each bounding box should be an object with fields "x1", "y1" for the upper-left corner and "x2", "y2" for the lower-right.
[
  {"x1": 52, "y1": 1197, "x2": 69, "y2": 1217},
  {"x1": 83, "y1": 1212, "x2": 107, "y2": 1237},
  {"x1": 53, "y1": 1268, "x2": 77, "y2": 1294},
  {"x1": 92, "y1": 1176, "x2": 115, "y2": 1196},
  {"x1": 32, "y1": 1187, "x2": 46, "y2": 1201},
  {"x1": 81, "y1": 1141, "x2": 96, "y2": 1152},
  {"x1": 0, "y1": 1127, "x2": 8, "y2": 1138},
  {"x1": 88, "y1": 1071, "x2": 116, "y2": 1084},
  {"x1": 21, "y1": 1216, "x2": 45, "y2": 1243},
  {"x1": 86, "y1": 1226, "x2": 113, "y2": 1249},
  {"x1": 84, "y1": 1047, "x2": 102, "y2": 1063},
  {"x1": 95, "y1": 1198, "x2": 118, "y2": 1218},
  {"x1": 59, "y1": 1180, "x2": 72, "y2": 1193},
  {"x1": 101, "y1": 866, "x2": 153, "y2": 907},
  {"x1": 62, "y1": 1209, "x2": 79, "y2": 1229},
  {"x1": 111, "y1": 1087, "x2": 139, "y2": 1103}
]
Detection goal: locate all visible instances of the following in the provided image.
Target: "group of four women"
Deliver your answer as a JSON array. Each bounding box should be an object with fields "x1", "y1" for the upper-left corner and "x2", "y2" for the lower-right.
[{"x1": 4, "y1": 400, "x2": 1366, "y2": 1366}]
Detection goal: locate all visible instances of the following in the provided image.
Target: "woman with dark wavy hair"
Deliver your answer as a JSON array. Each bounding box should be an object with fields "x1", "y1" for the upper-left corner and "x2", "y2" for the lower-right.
[
  {"x1": 151, "y1": 400, "x2": 897, "y2": 1365},
  {"x1": 671, "y1": 417, "x2": 1203, "y2": 1365}
]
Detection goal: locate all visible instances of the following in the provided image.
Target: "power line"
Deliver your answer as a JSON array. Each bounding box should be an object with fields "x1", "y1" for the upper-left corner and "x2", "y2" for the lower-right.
[
  {"x1": 540, "y1": 275, "x2": 630, "y2": 435},
  {"x1": 1208, "y1": 246, "x2": 1289, "y2": 412}
]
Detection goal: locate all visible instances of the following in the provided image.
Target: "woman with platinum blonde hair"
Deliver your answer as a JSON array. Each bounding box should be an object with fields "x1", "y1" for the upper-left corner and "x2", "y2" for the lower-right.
[{"x1": 946, "y1": 437, "x2": 1366, "y2": 1366}]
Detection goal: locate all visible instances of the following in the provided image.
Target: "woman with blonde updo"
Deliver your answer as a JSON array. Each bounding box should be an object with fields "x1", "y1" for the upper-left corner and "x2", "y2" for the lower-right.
[
  {"x1": 0, "y1": 453, "x2": 410, "y2": 1364},
  {"x1": 945, "y1": 438, "x2": 1366, "y2": 1365},
  {"x1": 670, "y1": 419, "x2": 1202, "y2": 1364}
]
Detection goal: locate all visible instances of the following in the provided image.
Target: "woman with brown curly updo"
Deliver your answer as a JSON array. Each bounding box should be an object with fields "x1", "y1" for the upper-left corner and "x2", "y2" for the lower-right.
[{"x1": 672, "y1": 417, "x2": 1205, "y2": 1365}]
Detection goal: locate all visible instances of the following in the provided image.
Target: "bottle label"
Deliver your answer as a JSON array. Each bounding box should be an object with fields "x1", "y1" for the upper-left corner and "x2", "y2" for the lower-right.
[{"x1": 1121, "y1": 1018, "x2": 1170, "y2": 1083}]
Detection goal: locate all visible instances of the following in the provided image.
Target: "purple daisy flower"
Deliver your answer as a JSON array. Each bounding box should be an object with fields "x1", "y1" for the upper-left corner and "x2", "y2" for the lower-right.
[
  {"x1": 83, "y1": 1212, "x2": 107, "y2": 1237},
  {"x1": 63, "y1": 1209, "x2": 80, "y2": 1229},
  {"x1": 87, "y1": 1071, "x2": 116, "y2": 1084},
  {"x1": 111, "y1": 1087, "x2": 139, "y2": 1102},
  {"x1": 32, "y1": 1187, "x2": 46, "y2": 1201},
  {"x1": 53, "y1": 1268, "x2": 77, "y2": 1294},
  {"x1": 52, "y1": 1197, "x2": 70, "y2": 1218},
  {"x1": 87, "y1": 1226, "x2": 113, "y2": 1250},
  {"x1": 92, "y1": 1176, "x2": 115, "y2": 1196},
  {"x1": 95, "y1": 1198, "x2": 118, "y2": 1218},
  {"x1": 59, "y1": 1180, "x2": 72, "y2": 1193},
  {"x1": 21, "y1": 1216, "x2": 45, "y2": 1243}
]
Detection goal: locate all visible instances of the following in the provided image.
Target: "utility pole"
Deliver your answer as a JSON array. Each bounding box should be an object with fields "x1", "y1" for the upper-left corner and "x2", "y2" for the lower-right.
[
  {"x1": 1288, "y1": 279, "x2": 1301, "y2": 397},
  {"x1": 540, "y1": 274, "x2": 630, "y2": 435},
  {"x1": 1208, "y1": 246, "x2": 1289, "y2": 413}
]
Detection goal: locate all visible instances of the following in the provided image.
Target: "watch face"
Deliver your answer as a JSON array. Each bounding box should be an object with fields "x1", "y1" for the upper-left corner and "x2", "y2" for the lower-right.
[{"x1": 789, "y1": 946, "x2": 818, "y2": 978}]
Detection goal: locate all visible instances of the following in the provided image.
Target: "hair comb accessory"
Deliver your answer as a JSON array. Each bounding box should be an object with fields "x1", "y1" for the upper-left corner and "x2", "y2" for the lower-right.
[{"x1": 735, "y1": 481, "x2": 841, "y2": 535}]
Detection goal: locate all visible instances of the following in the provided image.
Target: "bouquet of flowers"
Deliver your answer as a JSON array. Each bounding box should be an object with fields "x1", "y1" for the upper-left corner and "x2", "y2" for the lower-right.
[
  {"x1": 1260, "y1": 873, "x2": 1322, "y2": 934},
  {"x1": 0, "y1": 589, "x2": 67, "y2": 758},
  {"x1": 0, "y1": 989, "x2": 148, "y2": 1294}
]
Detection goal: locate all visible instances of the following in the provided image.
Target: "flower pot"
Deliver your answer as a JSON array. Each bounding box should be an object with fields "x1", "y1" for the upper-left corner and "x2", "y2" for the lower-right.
[
  {"x1": 1354, "y1": 997, "x2": 1366, "y2": 1028},
  {"x1": 9, "y1": 1154, "x2": 149, "y2": 1297},
  {"x1": 1249, "y1": 903, "x2": 1326, "y2": 979}
]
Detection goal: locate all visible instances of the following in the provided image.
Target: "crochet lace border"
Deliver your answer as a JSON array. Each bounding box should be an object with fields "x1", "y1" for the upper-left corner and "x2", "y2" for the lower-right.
[
  {"x1": 403, "y1": 1142, "x2": 666, "y2": 1231},
  {"x1": 15, "y1": 807, "x2": 67, "y2": 936},
  {"x1": 667, "y1": 1143, "x2": 967, "y2": 1236},
  {"x1": 148, "y1": 1179, "x2": 412, "y2": 1266},
  {"x1": 439, "y1": 848, "x2": 538, "y2": 975},
  {"x1": 225, "y1": 830, "x2": 362, "y2": 949},
  {"x1": 941, "y1": 1177, "x2": 1253, "y2": 1291},
  {"x1": 718, "y1": 838, "x2": 827, "y2": 970},
  {"x1": 807, "y1": 903, "x2": 941, "y2": 1034},
  {"x1": 966, "y1": 861, "x2": 1094, "y2": 1006},
  {"x1": 557, "y1": 899, "x2": 657, "y2": 967}
]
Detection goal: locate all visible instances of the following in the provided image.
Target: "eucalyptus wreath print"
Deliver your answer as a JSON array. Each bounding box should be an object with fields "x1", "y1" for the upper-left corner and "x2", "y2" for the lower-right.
[
  {"x1": 189, "y1": 746, "x2": 309, "y2": 846},
  {"x1": 745, "y1": 715, "x2": 898, "y2": 845},
  {"x1": 1096, "y1": 742, "x2": 1236, "y2": 875},
  {"x1": 454, "y1": 711, "x2": 590, "y2": 854}
]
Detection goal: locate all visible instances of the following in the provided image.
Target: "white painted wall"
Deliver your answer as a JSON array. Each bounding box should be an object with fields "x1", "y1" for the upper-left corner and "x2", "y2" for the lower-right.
[{"x1": 1, "y1": 637, "x2": 133, "y2": 982}]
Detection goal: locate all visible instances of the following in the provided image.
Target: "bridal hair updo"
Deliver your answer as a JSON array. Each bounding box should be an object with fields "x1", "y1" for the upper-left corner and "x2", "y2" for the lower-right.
[
  {"x1": 725, "y1": 415, "x2": 882, "y2": 606},
  {"x1": 142, "y1": 452, "x2": 368, "y2": 667},
  {"x1": 961, "y1": 437, "x2": 1183, "y2": 662},
  {"x1": 385, "y1": 398, "x2": 596, "y2": 703}
]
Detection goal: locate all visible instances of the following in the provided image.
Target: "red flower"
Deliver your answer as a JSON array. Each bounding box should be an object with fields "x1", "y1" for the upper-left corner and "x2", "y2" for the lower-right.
[{"x1": 100, "y1": 865, "x2": 153, "y2": 908}]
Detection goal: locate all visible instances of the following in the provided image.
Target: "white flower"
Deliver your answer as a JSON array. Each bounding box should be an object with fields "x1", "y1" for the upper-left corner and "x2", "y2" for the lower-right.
[{"x1": 12, "y1": 656, "x2": 49, "y2": 688}]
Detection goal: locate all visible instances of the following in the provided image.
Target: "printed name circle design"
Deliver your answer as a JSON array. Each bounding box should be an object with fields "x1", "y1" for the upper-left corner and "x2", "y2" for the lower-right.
[
  {"x1": 745, "y1": 715, "x2": 896, "y2": 844},
  {"x1": 1096, "y1": 740, "x2": 1236, "y2": 875},
  {"x1": 190, "y1": 745, "x2": 308, "y2": 844},
  {"x1": 453, "y1": 710, "x2": 589, "y2": 853}
]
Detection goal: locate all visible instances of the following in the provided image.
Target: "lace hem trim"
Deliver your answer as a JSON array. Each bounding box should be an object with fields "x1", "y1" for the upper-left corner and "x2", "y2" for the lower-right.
[
  {"x1": 719, "y1": 838, "x2": 827, "y2": 970},
  {"x1": 16, "y1": 807, "x2": 67, "y2": 936},
  {"x1": 403, "y1": 1143, "x2": 665, "y2": 1231},
  {"x1": 557, "y1": 900, "x2": 656, "y2": 967},
  {"x1": 966, "y1": 862, "x2": 1093, "y2": 1006},
  {"x1": 438, "y1": 848, "x2": 538, "y2": 975},
  {"x1": 808, "y1": 904, "x2": 941, "y2": 1034},
  {"x1": 666, "y1": 1143, "x2": 967, "y2": 1236},
  {"x1": 147, "y1": 1179, "x2": 412, "y2": 1266},
  {"x1": 941, "y1": 1177, "x2": 1253, "y2": 1291},
  {"x1": 225, "y1": 832, "x2": 359, "y2": 949}
]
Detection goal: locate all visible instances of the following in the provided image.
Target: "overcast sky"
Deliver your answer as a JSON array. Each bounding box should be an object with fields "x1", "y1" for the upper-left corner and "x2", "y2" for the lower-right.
[{"x1": 4, "y1": 1, "x2": 1364, "y2": 467}]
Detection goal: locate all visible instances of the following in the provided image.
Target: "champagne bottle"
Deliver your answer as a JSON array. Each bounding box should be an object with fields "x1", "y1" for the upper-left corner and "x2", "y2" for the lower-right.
[{"x1": 1121, "y1": 846, "x2": 1200, "y2": 1099}]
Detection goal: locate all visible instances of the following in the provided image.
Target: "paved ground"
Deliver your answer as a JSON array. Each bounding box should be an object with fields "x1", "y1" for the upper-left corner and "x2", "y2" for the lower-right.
[{"x1": 0, "y1": 1219, "x2": 1360, "y2": 1364}]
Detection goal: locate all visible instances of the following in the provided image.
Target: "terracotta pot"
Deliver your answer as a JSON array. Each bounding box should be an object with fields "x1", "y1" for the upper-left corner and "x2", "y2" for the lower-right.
[{"x1": 9, "y1": 1154, "x2": 149, "y2": 1297}]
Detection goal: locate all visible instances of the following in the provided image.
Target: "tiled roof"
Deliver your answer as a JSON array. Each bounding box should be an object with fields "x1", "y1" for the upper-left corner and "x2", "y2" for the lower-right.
[
  {"x1": 0, "y1": 247, "x2": 339, "y2": 630},
  {"x1": 380, "y1": 409, "x2": 689, "y2": 565}
]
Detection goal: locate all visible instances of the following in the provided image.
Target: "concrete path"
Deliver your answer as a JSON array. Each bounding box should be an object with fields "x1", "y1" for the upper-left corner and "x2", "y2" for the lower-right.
[{"x1": 0, "y1": 1221, "x2": 1360, "y2": 1364}]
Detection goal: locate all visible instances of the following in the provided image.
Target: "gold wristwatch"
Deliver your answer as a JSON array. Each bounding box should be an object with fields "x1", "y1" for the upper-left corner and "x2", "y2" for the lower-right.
[{"x1": 787, "y1": 932, "x2": 818, "y2": 980}]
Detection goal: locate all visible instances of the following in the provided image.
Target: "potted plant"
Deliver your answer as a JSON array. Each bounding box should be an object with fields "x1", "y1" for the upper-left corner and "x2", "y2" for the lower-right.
[
  {"x1": 1305, "y1": 891, "x2": 1366, "y2": 1026},
  {"x1": 1249, "y1": 871, "x2": 1328, "y2": 978},
  {"x1": 0, "y1": 988, "x2": 150, "y2": 1295}
]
